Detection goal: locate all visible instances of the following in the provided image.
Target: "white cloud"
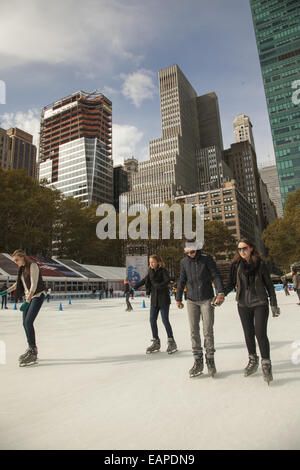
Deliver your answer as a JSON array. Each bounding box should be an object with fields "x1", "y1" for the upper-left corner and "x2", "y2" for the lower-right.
[
  {"x1": 0, "y1": 109, "x2": 40, "y2": 146},
  {"x1": 112, "y1": 123, "x2": 144, "y2": 164},
  {"x1": 121, "y1": 69, "x2": 157, "y2": 107},
  {"x1": 0, "y1": 0, "x2": 148, "y2": 71}
]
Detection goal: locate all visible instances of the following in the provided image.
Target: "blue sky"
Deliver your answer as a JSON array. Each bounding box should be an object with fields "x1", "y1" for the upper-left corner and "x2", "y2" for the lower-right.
[{"x1": 0, "y1": 0, "x2": 275, "y2": 167}]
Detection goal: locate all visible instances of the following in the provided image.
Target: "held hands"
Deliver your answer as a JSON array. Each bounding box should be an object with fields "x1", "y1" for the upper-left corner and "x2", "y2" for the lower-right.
[
  {"x1": 271, "y1": 306, "x2": 280, "y2": 317},
  {"x1": 211, "y1": 293, "x2": 225, "y2": 307},
  {"x1": 176, "y1": 301, "x2": 184, "y2": 309}
]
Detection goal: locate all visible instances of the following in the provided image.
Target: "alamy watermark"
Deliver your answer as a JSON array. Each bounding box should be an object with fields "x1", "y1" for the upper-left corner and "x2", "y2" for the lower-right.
[
  {"x1": 0, "y1": 80, "x2": 6, "y2": 104},
  {"x1": 292, "y1": 80, "x2": 300, "y2": 105},
  {"x1": 96, "y1": 196, "x2": 204, "y2": 249},
  {"x1": 0, "y1": 340, "x2": 6, "y2": 365},
  {"x1": 291, "y1": 340, "x2": 300, "y2": 365}
]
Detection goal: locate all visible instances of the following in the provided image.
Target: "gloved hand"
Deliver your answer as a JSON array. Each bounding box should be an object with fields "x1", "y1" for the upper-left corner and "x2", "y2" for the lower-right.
[
  {"x1": 271, "y1": 306, "x2": 280, "y2": 317},
  {"x1": 20, "y1": 301, "x2": 30, "y2": 313},
  {"x1": 211, "y1": 293, "x2": 225, "y2": 306},
  {"x1": 0, "y1": 290, "x2": 7, "y2": 297}
]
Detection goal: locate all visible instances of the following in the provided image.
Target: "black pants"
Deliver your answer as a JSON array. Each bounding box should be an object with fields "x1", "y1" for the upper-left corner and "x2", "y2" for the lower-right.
[
  {"x1": 125, "y1": 293, "x2": 132, "y2": 310},
  {"x1": 238, "y1": 304, "x2": 270, "y2": 360},
  {"x1": 1, "y1": 295, "x2": 7, "y2": 308}
]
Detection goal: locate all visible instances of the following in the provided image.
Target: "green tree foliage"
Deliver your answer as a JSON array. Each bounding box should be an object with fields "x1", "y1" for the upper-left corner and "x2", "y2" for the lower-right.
[
  {"x1": 263, "y1": 189, "x2": 300, "y2": 271},
  {"x1": 0, "y1": 169, "x2": 60, "y2": 255},
  {"x1": 202, "y1": 220, "x2": 236, "y2": 260}
]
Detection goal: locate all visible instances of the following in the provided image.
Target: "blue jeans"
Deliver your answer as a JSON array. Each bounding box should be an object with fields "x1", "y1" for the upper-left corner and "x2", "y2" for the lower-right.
[
  {"x1": 22, "y1": 294, "x2": 45, "y2": 348},
  {"x1": 150, "y1": 305, "x2": 173, "y2": 340}
]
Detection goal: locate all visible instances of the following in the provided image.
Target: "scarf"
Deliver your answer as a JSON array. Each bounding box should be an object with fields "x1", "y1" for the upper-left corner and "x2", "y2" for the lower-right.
[{"x1": 239, "y1": 258, "x2": 261, "y2": 289}]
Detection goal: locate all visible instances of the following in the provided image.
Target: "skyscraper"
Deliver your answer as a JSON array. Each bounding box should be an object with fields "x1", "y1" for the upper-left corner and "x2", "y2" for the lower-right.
[
  {"x1": 250, "y1": 0, "x2": 300, "y2": 205},
  {"x1": 126, "y1": 65, "x2": 227, "y2": 208},
  {"x1": 233, "y1": 114, "x2": 256, "y2": 151},
  {"x1": 259, "y1": 164, "x2": 283, "y2": 217},
  {"x1": 39, "y1": 91, "x2": 113, "y2": 205}
]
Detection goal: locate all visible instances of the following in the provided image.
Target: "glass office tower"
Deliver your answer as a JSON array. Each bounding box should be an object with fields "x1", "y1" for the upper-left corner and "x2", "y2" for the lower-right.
[{"x1": 249, "y1": 0, "x2": 300, "y2": 205}]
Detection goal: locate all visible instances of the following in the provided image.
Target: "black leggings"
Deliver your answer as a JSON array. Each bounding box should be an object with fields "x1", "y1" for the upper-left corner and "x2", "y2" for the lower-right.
[{"x1": 238, "y1": 304, "x2": 270, "y2": 360}]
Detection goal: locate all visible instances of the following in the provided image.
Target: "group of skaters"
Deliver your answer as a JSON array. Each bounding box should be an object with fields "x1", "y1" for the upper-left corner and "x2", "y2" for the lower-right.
[{"x1": 0, "y1": 241, "x2": 299, "y2": 385}]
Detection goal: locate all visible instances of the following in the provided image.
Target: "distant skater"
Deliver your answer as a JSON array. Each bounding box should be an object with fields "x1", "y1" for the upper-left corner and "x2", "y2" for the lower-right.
[
  {"x1": 134, "y1": 254, "x2": 177, "y2": 355},
  {"x1": 0, "y1": 250, "x2": 46, "y2": 367},
  {"x1": 224, "y1": 239, "x2": 280, "y2": 385},
  {"x1": 0, "y1": 283, "x2": 8, "y2": 309},
  {"x1": 292, "y1": 269, "x2": 300, "y2": 305},
  {"x1": 281, "y1": 277, "x2": 290, "y2": 296},
  {"x1": 124, "y1": 279, "x2": 133, "y2": 311}
]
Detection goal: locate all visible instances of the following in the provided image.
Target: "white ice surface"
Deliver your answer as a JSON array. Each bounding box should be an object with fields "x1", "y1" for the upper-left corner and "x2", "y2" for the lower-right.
[{"x1": 0, "y1": 291, "x2": 300, "y2": 450}]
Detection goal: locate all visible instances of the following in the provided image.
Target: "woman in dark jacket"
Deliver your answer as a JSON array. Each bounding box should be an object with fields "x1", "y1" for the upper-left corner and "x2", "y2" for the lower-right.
[
  {"x1": 224, "y1": 238, "x2": 280, "y2": 384},
  {"x1": 134, "y1": 254, "x2": 177, "y2": 355}
]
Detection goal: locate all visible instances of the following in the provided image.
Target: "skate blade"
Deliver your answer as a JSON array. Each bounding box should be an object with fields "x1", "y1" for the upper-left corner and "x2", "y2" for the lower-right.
[
  {"x1": 167, "y1": 349, "x2": 178, "y2": 355},
  {"x1": 19, "y1": 361, "x2": 38, "y2": 367},
  {"x1": 146, "y1": 350, "x2": 160, "y2": 354},
  {"x1": 189, "y1": 372, "x2": 203, "y2": 378}
]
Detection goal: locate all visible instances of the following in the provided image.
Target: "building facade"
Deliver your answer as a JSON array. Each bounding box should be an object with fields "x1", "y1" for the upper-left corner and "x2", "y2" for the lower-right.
[
  {"x1": 224, "y1": 141, "x2": 265, "y2": 231},
  {"x1": 39, "y1": 91, "x2": 113, "y2": 205},
  {"x1": 259, "y1": 164, "x2": 283, "y2": 217},
  {"x1": 175, "y1": 180, "x2": 257, "y2": 244},
  {"x1": 259, "y1": 176, "x2": 278, "y2": 226},
  {"x1": 0, "y1": 127, "x2": 37, "y2": 178},
  {"x1": 113, "y1": 165, "x2": 129, "y2": 211},
  {"x1": 250, "y1": 0, "x2": 300, "y2": 205}
]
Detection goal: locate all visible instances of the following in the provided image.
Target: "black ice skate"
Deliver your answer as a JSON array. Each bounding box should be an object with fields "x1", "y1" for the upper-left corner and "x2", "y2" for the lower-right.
[
  {"x1": 189, "y1": 356, "x2": 204, "y2": 378},
  {"x1": 146, "y1": 339, "x2": 160, "y2": 354},
  {"x1": 206, "y1": 354, "x2": 217, "y2": 377},
  {"x1": 166, "y1": 338, "x2": 177, "y2": 354},
  {"x1": 244, "y1": 354, "x2": 259, "y2": 377},
  {"x1": 19, "y1": 347, "x2": 38, "y2": 367},
  {"x1": 19, "y1": 346, "x2": 38, "y2": 363},
  {"x1": 261, "y1": 359, "x2": 273, "y2": 385}
]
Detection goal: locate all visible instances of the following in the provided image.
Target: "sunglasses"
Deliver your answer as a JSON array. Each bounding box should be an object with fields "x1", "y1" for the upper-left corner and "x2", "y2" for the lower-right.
[
  {"x1": 186, "y1": 250, "x2": 196, "y2": 255},
  {"x1": 238, "y1": 246, "x2": 250, "y2": 252}
]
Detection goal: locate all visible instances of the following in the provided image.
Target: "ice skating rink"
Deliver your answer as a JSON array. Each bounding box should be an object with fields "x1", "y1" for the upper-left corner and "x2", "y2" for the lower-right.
[{"x1": 0, "y1": 291, "x2": 300, "y2": 450}]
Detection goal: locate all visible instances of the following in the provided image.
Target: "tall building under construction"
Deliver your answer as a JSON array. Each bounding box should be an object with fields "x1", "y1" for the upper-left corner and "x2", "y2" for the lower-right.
[{"x1": 39, "y1": 91, "x2": 113, "y2": 205}]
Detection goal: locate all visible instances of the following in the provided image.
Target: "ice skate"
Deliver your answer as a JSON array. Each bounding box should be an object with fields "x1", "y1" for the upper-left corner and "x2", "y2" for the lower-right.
[
  {"x1": 19, "y1": 346, "x2": 38, "y2": 363},
  {"x1": 146, "y1": 338, "x2": 160, "y2": 354},
  {"x1": 189, "y1": 356, "x2": 203, "y2": 378},
  {"x1": 244, "y1": 354, "x2": 259, "y2": 377},
  {"x1": 261, "y1": 359, "x2": 273, "y2": 385},
  {"x1": 19, "y1": 347, "x2": 38, "y2": 367},
  {"x1": 206, "y1": 354, "x2": 217, "y2": 377},
  {"x1": 166, "y1": 338, "x2": 177, "y2": 354}
]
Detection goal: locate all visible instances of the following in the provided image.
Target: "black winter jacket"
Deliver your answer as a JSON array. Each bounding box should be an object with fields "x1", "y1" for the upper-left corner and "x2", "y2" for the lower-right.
[
  {"x1": 135, "y1": 267, "x2": 171, "y2": 307},
  {"x1": 176, "y1": 251, "x2": 224, "y2": 302},
  {"x1": 224, "y1": 259, "x2": 278, "y2": 307}
]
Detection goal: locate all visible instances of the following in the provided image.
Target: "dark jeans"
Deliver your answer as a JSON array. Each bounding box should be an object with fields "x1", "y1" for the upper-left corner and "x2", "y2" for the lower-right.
[
  {"x1": 1, "y1": 295, "x2": 7, "y2": 308},
  {"x1": 150, "y1": 305, "x2": 173, "y2": 340},
  {"x1": 125, "y1": 293, "x2": 132, "y2": 310},
  {"x1": 238, "y1": 304, "x2": 270, "y2": 360},
  {"x1": 22, "y1": 294, "x2": 45, "y2": 348}
]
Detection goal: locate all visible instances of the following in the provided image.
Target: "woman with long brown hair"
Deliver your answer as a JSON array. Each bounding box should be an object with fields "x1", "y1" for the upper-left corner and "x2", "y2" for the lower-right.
[
  {"x1": 224, "y1": 239, "x2": 280, "y2": 385},
  {"x1": 3, "y1": 250, "x2": 46, "y2": 366},
  {"x1": 134, "y1": 254, "x2": 177, "y2": 355}
]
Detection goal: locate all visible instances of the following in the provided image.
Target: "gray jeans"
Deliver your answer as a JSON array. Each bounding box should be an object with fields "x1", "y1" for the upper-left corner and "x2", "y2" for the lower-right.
[{"x1": 187, "y1": 298, "x2": 215, "y2": 358}]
